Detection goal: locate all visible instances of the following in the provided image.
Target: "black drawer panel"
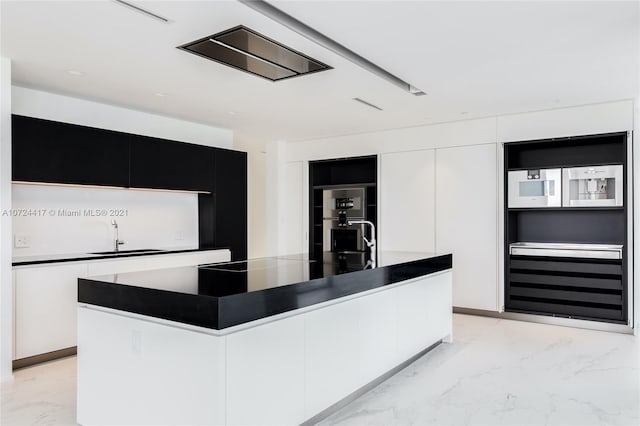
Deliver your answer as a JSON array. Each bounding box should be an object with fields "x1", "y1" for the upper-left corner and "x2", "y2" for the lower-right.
[
  {"x1": 509, "y1": 298, "x2": 624, "y2": 322},
  {"x1": 509, "y1": 286, "x2": 622, "y2": 305},
  {"x1": 509, "y1": 273, "x2": 622, "y2": 291},
  {"x1": 507, "y1": 254, "x2": 626, "y2": 323},
  {"x1": 510, "y1": 258, "x2": 622, "y2": 276}
]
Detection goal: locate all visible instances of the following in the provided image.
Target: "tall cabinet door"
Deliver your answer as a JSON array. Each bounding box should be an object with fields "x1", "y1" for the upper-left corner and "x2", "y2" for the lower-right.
[
  {"x1": 214, "y1": 149, "x2": 248, "y2": 261},
  {"x1": 380, "y1": 150, "x2": 435, "y2": 252},
  {"x1": 436, "y1": 144, "x2": 497, "y2": 311}
]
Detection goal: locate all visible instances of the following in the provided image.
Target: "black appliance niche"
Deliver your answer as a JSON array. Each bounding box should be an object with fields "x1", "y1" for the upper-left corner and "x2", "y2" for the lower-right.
[
  {"x1": 504, "y1": 132, "x2": 628, "y2": 324},
  {"x1": 309, "y1": 156, "x2": 377, "y2": 261}
]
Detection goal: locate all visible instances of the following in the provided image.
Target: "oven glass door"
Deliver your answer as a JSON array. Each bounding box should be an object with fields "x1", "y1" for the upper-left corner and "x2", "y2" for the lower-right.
[{"x1": 508, "y1": 168, "x2": 562, "y2": 208}]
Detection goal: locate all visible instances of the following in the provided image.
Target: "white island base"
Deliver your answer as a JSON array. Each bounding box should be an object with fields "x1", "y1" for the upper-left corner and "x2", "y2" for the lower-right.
[{"x1": 78, "y1": 270, "x2": 452, "y2": 425}]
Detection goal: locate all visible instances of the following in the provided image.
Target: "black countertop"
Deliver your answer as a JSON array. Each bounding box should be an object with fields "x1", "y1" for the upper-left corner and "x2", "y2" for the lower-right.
[
  {"x1": 79, "y1": 251, "x2": 452, "y2": 330},
  {"x1": 12, "y1": 248, "x2": 229, "y2": 267}
]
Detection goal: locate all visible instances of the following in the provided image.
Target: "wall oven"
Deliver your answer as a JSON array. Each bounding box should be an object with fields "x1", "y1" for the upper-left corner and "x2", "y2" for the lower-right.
[
  {"x1": 322, "y1": 187, "x2": 367, "y2": 253},
  {"x1": 508, "y1": 168, "x2": 562, "y2": 208}
]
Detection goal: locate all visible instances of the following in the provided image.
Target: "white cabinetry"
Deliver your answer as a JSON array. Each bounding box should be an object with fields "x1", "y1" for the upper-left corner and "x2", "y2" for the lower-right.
[
  {"x1": 77, "y1": 307, "x2": 226, "y2": 426},
  {"x1": 304, "y1": 298, "x2": 361, "y2": 418},
  {"x1": 380, "y1": 150, "x2": 436, "y2": 252},
  {"x1": 435, "y1": 144, "x2": 497, "y2": 311},
  {"x1": 78, "y1": 269, "x2": 453, "y2": 426},
  {"x1": 396, "y1": 273, "x2": 452, "y2": 360},
  {"x1": 356, "y1": 288, "x2": 398, "y2": 385},
  {"x1": 226, "y1": 315, "x2": 305, "y2": 426},
  {"x1": 13, "y1": 249, "x2": 230, "y2": 361},
  {"x1": 14, "y1": 263, "x2": 88, "y2": 359},
  {"x1": 379, "y1": 145, "x2": 498, "y2": 312}
]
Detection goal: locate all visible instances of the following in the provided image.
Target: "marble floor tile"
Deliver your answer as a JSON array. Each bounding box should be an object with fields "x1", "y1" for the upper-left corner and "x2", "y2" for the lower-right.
[
  {"x1": 320, "y1": 314, "x2": 640, "y2": 426},
  {"x1": 1, "y1": 314, "x2": 638, "y2": 426},
  {"x1": 1, "y1": 356, "x2": 76, "y2": 426}
]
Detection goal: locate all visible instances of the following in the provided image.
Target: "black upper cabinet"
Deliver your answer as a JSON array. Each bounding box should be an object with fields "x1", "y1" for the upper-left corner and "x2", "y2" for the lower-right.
[
  {"x1": 12, "y1": 115, "x2": 130, "y2": 187},
  {"x1": 213, "y1": 149, "x2": 247, "y2": 260},
  {"x1": 13, "y1": 114, "x2": 248, "y2": 259},
  {"x1": 130, "y1": 135, "x2": 215, "y2": 192}
]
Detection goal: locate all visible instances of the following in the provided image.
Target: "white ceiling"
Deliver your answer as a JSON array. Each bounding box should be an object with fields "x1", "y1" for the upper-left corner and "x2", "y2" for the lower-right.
[{"x1": 1, "y1": 1, "x2": 638, "y2": 145}]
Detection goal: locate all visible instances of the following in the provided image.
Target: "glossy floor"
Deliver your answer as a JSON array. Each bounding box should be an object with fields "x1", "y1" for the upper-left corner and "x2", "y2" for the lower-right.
[
  {"x1": 1, "y1": 314, "x2": 638, "y2": 426},
  {"x1": 320, "y1": 314, "x2": 640, "y2": 426}
]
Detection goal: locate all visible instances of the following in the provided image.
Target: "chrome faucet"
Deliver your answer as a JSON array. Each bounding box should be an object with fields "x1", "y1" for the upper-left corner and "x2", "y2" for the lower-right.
[
  {"x1": 347, "y1": 220, "x2": 376, "y2": 269},
  {"x1": 111, "y1": 219, "x2": 126, "y2": 252}
]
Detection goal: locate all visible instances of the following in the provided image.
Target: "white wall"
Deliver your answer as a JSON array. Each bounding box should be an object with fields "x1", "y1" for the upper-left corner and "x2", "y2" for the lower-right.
[
  {"x1": 1, "y1": 58, "x2": 13, "y2": 382},
  {"x1": 12, "y1": 184, "x2": 199, "y2": 256},
  {"x1": 12, "y1": 86, "x2": 233, "y2": 149}
]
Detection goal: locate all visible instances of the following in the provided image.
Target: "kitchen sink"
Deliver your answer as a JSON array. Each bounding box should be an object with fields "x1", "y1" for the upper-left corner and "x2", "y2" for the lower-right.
[{"x1": 89, "y1": 249, "x2": 163, "y2": 255}]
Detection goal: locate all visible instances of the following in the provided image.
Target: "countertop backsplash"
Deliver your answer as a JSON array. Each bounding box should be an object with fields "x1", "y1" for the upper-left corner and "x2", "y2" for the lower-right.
[{"x1": 11, "y1": 183, "x2": 199, "y2": 256}]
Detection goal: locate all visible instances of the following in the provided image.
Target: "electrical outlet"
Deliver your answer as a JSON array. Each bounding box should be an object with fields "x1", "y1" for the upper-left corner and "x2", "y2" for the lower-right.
[
  {"x1": 14, "y1": 235, "x2": 30, "y2": 248},
  {"x1": 175, "y1": 230, "x2": 185, "y2": 241}
]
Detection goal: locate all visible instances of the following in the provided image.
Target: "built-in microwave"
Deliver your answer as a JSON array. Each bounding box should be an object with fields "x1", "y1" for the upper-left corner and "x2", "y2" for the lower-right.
[
  {"x1": 508, "y1": 168, "x2": 562, "y2": 208},
  {"x1": 562, "y1": 165, "x2": 623, "y2": 207}
]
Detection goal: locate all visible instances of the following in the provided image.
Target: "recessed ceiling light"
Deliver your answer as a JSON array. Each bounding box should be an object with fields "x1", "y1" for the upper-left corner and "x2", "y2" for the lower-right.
[
  {"x1": 460, "y1": 111, "x2": 469, "y2": 115},
  {"x1": 67, "y1": 70, "x2": 85, "y2": 76},
  {"x1": 228, "y1": 111, "x2": 237, "y2": 115},
  {"x1": 155, "y1": 92, "x2": 167, "y2": 97}
]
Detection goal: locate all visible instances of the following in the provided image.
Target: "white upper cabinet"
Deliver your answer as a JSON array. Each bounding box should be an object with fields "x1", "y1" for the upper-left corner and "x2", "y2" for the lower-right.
[
  {"x1": 435, "y1": 144, "x2": 498, "y2": 311},
  {"x1": 380, "y1": 150, "x2": 436, "y2": 252}
]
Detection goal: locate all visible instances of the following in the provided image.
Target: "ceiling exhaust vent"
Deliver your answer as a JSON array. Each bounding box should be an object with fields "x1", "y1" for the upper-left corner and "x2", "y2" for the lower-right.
[{"x1": 178, "y1": 25, "x2": 331, "y2": 81}]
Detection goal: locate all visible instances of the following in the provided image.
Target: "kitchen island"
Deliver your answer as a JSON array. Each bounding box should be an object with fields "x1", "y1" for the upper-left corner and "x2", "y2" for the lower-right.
[{"x1": 77, "y1": 251, "x2": 452, "y2": 426}]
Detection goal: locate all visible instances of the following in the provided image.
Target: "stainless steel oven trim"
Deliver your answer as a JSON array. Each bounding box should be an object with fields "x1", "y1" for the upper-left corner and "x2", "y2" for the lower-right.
[{"x1": 509, "y1": 242, "x2": 623, "y2": 260}]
